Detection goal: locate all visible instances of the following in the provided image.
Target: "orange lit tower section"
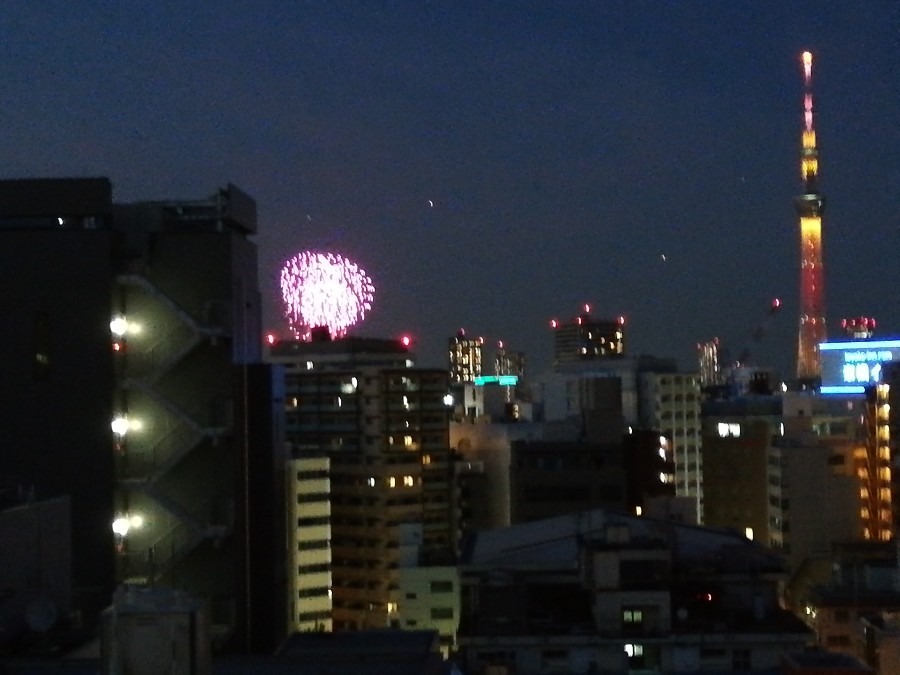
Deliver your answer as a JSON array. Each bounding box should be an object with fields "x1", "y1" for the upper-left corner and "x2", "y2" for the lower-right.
[{"x1": 795, "y1": 50, "x2": 827, "y2": 380}]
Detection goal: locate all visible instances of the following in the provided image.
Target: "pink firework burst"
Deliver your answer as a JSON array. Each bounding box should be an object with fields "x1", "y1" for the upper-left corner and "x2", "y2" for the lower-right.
[{"x1": 279, "y1": 251, "x2": 375, "y2": 340}]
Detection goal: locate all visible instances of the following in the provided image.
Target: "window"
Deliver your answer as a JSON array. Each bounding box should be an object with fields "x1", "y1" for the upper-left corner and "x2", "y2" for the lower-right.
[
  {"x1": 34, "y1": 311, "x2": 51, "y2": 379},
  {"x1": 297, "y1": 516, "x2": 330, "y2": 527},
  {"x1": 297, "y1": 563, "x2": 330, "y2": 574},
  {"x1": 297, "y1": 587, "x2": 330, "y2": 598},
  {"x1": 733, "y1": 649, "x2": 751, "y2": 670},
  {"x1": 430, "y1": 580, "x2": 454, "y2": 593},
  {"x1": 624, "y1": 644, "x2": 644, "y2": 667},
  {"x1": 717, "y1": 422, "x2": 741, "y2": 437},
  {"x1": 623, "y1": 609, "x2": 643, "y2": 624},
  {"x1": 297, "y1": 610, "x2": 330, "y2": 622},
  {"x1": 431, "y1": 607, "x2": 454, "y2": 619},
  {"x1": 297, "y1": 539, "x2": 329, "y2": 551}
]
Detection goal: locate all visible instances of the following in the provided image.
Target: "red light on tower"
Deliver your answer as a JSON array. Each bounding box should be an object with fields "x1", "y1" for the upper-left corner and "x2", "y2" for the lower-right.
[
  {"x1": 583, "y1": 303, "x2": 591, "y2": 313},
  {"x1": 400, "y1": 335, "x2": 412, "y2": 347},
  {"x1": 550, "y1": 319, "x2": 558, "y2": 329},
  {"x1": 264, "y1": 332, "x2": 276, "y2": 345}
]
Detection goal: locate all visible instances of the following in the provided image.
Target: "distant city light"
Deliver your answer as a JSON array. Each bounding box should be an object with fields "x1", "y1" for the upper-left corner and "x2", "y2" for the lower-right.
[{"x1": 279, "y1": 251, "x2": 374, "y2": 340}]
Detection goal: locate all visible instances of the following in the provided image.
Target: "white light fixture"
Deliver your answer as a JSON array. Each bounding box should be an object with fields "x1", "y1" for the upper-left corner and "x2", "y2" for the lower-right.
[
  {"x1": 112, "y1": 513, "x2": 144, "y2": 537},
  {"x1": 111, "y1": 416, "x2": 130, "y2": 436},
  {"x1": 110, "y1": 316, "x2": 141, "y2": 336},
  {"x1": 111, "y1": 416, "x2": 142, "y2": 436},
  {"x1": 109, "y1": 317, "x2": 128, "y2": 336}
]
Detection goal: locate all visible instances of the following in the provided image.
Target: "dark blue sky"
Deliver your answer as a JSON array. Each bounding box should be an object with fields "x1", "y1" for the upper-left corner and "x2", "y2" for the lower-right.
[{"x1": 3, "y1": 2, "x2": 898, "y2": 376}]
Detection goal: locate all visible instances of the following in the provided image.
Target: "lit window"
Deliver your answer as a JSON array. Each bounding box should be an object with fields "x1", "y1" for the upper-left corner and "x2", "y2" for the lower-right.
[
  {"x1": 624, "y1": 644, "x2": 643, "y2": 658},
  {"x1": 403, "y1": 475, "x2": 414, "y2": 486},
  {"x1": 623, "y1": 609, "x2": 643, "y2": 623},
  {"x1": 389, "y1": 477, "x2": 397, "y2": 488},
  {"x1": 716, "y1": 422, "x2": 741, "y2": 437}
]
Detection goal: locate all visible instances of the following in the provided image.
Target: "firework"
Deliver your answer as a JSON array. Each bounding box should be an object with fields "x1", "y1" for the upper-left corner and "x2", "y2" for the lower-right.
[{"x1": 279, "y1": 251, "x2": 374, "y2": 340}]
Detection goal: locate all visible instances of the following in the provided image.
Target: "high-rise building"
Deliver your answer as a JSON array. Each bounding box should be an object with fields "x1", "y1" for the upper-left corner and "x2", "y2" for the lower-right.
[
  {"x1": 550, "y1": 305, "x2": 625, "y2": 366},
  {"x1": 639, "y1": 372, "x2": 703, "y2": 522},
  {"x1": 697, "y1": 338, "x2": 721, "y2": 388},
  {"x1": 860, "y1": 365, "x2": 898, "y2": 542},
  {"x1": 268, "y1": 336, "x2": 455, "y2": 631},
  {"x1": 795, "y1": 51, "x2": 827, "y2": 381},
  {"x1": 701, "y1": 394, "x2": 784, "y2": 547},
  {"x1": 448, "y1": 329, "x2": 483, "y2": 384},
  {"x1": 493, "y1": 341, "x2": 525, "y2": 379},
  {"x1": 287, "y1": 455, "x2": 332, "y2": 632},
  {"x1": 0, "y1": 178, "x2": 284, "y2": 653}
]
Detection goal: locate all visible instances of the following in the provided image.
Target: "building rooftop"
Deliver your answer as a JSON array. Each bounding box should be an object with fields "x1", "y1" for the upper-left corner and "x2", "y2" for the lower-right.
[
  {"x1": 463, "y1": 508, "x2": 785, "y2": 574},
  {"x1": 783, "y1": 647, "x2": 874, "y2": 673}
]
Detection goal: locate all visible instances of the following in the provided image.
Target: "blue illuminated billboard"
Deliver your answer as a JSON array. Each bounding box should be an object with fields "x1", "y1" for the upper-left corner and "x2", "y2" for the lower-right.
[{"x1": 819, "y1": 339, "x2": 900, "y2": 395}]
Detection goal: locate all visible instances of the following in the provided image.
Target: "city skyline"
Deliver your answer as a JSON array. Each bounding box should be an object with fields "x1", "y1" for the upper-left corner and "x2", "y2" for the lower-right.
[{"x1": 2, "y1": 2, "x2": 898, "y2": 376}]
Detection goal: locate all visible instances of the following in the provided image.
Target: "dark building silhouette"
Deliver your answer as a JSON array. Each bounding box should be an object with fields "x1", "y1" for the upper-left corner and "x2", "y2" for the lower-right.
[{"x1": 0, "y1": 178, "x2": 283, "y2": 653}]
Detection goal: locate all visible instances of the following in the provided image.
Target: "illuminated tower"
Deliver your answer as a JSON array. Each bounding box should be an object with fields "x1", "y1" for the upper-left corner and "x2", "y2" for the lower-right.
[{"x1": 795, "y1": 50, "x2": 827, "y2": 380}]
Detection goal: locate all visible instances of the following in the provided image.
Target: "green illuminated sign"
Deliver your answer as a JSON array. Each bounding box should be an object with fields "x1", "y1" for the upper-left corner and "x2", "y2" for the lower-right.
[{"x1": 473, "y1": 375, "x2": 518, "y2": 386}]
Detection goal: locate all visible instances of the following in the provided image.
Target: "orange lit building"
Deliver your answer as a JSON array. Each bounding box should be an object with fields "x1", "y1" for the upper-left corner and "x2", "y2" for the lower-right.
[
  {"x1": 858, "y1": 362, "x2": 900, "y2": 542},
  {"x1": 448, "y1": 329, "x2": 484, "y2": 384},
  {"x1": 550, "y1": 305, "x2": 625, "y2": 366}
]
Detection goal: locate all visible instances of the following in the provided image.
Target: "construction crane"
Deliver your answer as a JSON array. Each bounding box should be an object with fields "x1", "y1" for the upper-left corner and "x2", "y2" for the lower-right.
[{"x1": 734, "y1": 298, "x2": 782, "y2": 368}]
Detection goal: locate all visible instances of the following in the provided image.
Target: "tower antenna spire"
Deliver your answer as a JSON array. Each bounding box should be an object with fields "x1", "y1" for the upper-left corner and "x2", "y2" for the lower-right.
[{"x1": 794, "y1": 50, "x2": 827, "y2": 381}]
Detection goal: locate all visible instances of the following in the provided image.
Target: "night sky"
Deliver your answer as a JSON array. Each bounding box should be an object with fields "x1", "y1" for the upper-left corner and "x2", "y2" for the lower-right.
[{"x1": 3, "y1": 2, "x2": 898, "y2": 378}]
